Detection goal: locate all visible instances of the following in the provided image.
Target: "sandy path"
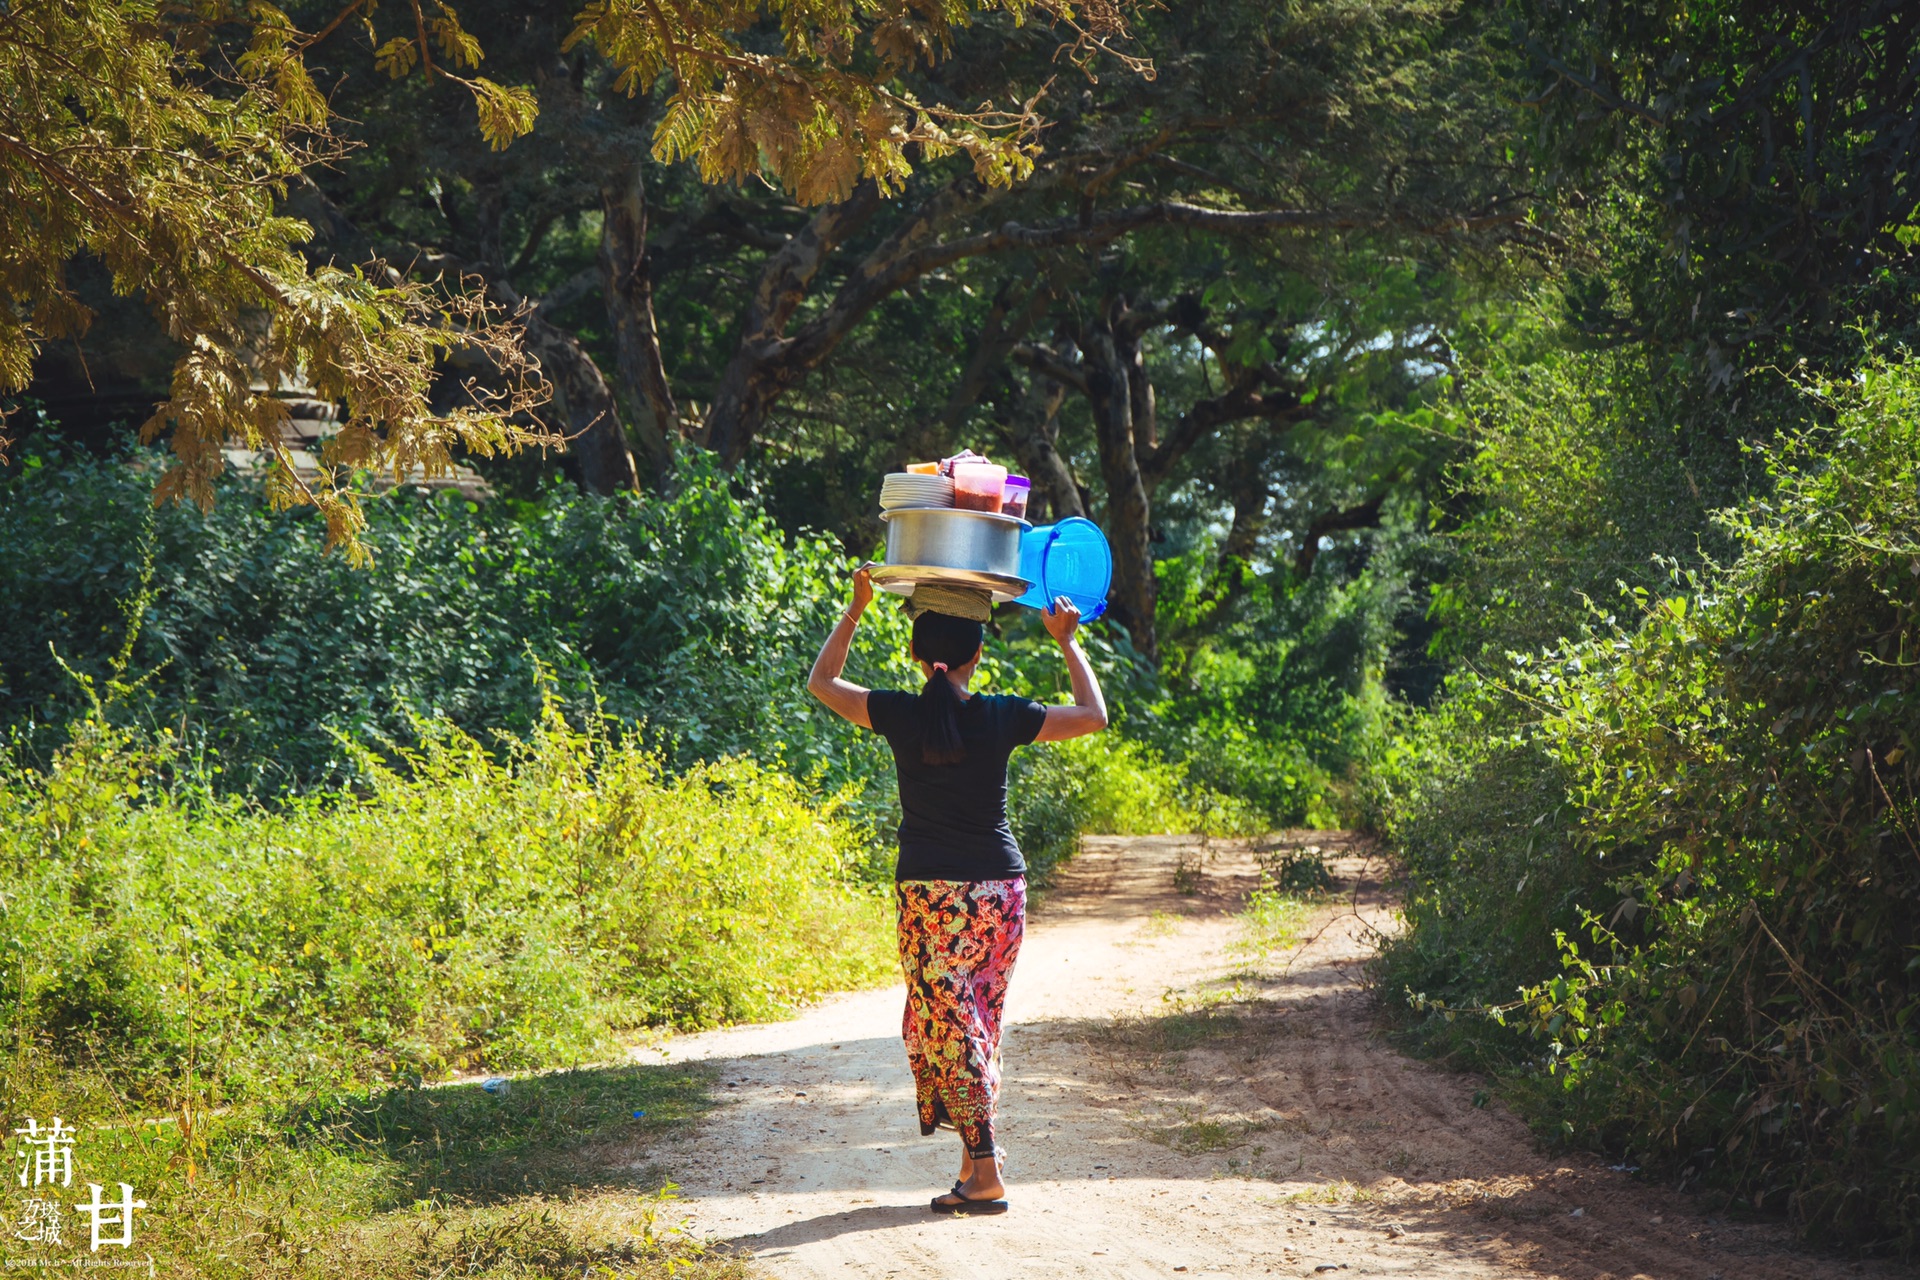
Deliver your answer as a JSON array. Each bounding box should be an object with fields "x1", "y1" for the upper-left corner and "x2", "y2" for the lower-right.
[{"x1": 641, "y1": 835, "x2": 1912, "y2": 1279}]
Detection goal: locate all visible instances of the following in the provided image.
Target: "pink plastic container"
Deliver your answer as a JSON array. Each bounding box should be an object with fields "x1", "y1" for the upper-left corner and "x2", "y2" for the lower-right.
[{"x1": 951, "y1": 462, "x2": 1007, "y2": 512}]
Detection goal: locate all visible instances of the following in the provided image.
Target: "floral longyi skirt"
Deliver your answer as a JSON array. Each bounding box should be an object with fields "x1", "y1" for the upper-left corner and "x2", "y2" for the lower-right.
[{"x1": 894, "y1": 878, "x2": 1026, "y2": 1159}]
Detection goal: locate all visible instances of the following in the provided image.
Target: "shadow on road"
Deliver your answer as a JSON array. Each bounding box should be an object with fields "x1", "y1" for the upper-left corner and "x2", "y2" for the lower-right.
[
  {"x1": 729, "y1": 1202, "x2": 934, "y2": 1254},
  {"x1": 282, "y1": 1060, "x2": 718, "y2": 1206}
]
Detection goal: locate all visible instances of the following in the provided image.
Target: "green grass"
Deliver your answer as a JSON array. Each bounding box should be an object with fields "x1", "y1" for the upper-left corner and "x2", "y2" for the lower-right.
[
  {"x1": 1154, "y1": 1109, "x2": 1281, "y2": 1155},
  {"x1": 1233, "y1": 879, "x2": 1313, "y2": 957},
  {"x1": 2, "y1": 705, "x2": 893, "y2": 1107},
  {"x1": 292, "y1": 1064, "x2": 719, "y2": 1205},
  {"x1": 3, "y1": 1046, "x2": 748, "y2": 1277},
  {"x1": 1125, "y1": 1007, "x2": 1248, "y2": 1054}
]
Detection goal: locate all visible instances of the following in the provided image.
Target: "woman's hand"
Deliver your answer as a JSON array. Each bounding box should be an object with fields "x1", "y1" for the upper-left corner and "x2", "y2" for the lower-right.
[
  {"x1": 849, "y1": 565, "x2": 875, "y2": 616},
  {"x1": 1042, "y1": 595, "x2": 1081, "y2": 646},
  {"x1": 1034, "y1": 596, "x2": 1107, "y2": 741}
]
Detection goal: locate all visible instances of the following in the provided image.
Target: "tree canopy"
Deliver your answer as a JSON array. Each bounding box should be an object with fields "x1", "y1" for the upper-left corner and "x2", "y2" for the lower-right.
[
  {"x1": 0, "y1": 0, "x2": 548, "y2": 556},
  {"x1": 0, "y1": 0, "x2": 1145, "y2": 554}
]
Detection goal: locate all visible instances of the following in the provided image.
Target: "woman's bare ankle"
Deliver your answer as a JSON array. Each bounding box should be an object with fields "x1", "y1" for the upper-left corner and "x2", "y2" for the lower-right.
[{"x1": 963, "y1": 1165, "x2": 1005, "y2": 1197}]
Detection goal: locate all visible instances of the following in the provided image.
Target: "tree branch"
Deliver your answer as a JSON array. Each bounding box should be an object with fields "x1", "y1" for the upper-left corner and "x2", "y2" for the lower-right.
[
  {"x1": 1293, "y1": 494, "x2": 1386, "y2": 578},
  {"x1": 743, "y1": 179, "x2": 888, "y2": 343},
  {"x1": 907, "y1": 279, "x2": 1054, "y2": 459},
  {"x1": 1010, "y1": 341, "x2": 1089, "y2": 395},
  {"x1": 509, "y1": 211, "x2": 557, "y2": 277},
  {"x1": 534, "y1": 266, "x2": 600, "y2": 319},
  {"x1": 691, "y1": 202, "x2": 795, "y2": 252},
  {"x1": 783, "y1": 198, "x2": 1521, "y2": 378},
  {"x1": 1528, "y1": 47, "x2": 1663, "y2": 125},
  {"x1": 1141, "y1": 383, "x2": 1305, "y2": 490}
]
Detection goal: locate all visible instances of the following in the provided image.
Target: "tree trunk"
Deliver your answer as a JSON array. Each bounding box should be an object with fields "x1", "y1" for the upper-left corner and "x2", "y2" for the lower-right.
[
  {"x1": 601, "y1": 163, "x2": 678, "y2": 481},
  {"x1": 522, "y1": 311, "x2": 638, "y2": 496},
  {"x1": 705, "y1": 358, "x2": 798, "y2": 467},
  {"x1": 704, "y1": 182, "x2": 887, "y2": 464},
  {"x1": 992, "y1": 369, "x2": 1083, "y2": 523},
  {"x1": 1081, "y1": 313, "x2": 1158, "y2": 659},
  {"x1": 465, "y1": 269, "x2": 637, "y2": 496},
  {"x1": 1184, "y1": 444, "x2": 1275, "y2": 635},
  {"x1": 1294, "y1": 494, "x2": 1387, "y2": 578}
]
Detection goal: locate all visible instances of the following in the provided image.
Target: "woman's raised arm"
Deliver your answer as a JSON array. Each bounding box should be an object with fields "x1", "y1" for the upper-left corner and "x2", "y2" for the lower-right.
[
  {"x1": 1034, "y1": 597, "x2": 1108, "y2": 742},
  {"x1": 807, "y1": 566, "x2": 874, "y2": 728}
]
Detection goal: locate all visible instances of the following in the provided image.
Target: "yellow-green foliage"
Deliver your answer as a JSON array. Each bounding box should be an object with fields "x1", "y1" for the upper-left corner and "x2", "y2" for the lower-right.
[
  {"x1": 1064, "y1": 734, "x2": 1260, "y2": 836},
  {"x1": 1010, "y1": 732, "x2": 1261, "y2": 876},
  {"x1": 0, "y1": 1, "x2": 550, "y2": 557},
  {"x1": 0, "y1": 702, "x2": 893, "y2": 1108},
  {"x1": 1377, "y1": 362, "x2": 1920, "y2": 1250},
  {"x1": 1236, "y1": 880, "x2": 1311, "y2": 956}
]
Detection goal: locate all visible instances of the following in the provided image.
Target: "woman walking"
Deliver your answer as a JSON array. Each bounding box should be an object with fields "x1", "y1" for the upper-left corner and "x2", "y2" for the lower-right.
[{"x1": 807, "y1": 568, "x2": 1108, "y2": 1214}]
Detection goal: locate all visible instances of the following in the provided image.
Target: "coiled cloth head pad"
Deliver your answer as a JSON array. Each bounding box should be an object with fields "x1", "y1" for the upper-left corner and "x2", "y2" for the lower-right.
[{"x1": 904, "y1": 582, "x2": 993, "y2": 622}]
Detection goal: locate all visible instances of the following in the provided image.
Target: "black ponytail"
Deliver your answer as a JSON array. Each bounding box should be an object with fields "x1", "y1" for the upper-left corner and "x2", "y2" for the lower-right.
[{"x1": 911, "y1": 611, "x2": 984, "y2": 765}]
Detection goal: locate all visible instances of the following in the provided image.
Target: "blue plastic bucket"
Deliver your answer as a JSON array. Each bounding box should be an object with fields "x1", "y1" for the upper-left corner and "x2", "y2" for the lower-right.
[{"x1": 1014, "y1": 517, "x2": 1112, "y2": 620}]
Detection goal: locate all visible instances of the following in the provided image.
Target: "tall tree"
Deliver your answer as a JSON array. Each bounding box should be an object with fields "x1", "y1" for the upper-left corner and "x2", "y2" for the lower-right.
[
  {"x1": 1510, "y1": 0, "x2": 1920, "y2": 387},
  {"x1": 0, "y1": 0, "x2": 547, "y2": 555},
  {"x1": 6, "y1": 0, "x2": 1136, "y2": 535},
  {"x1": 665, "y1": 0, "x2": 1533, "y2": 653}
]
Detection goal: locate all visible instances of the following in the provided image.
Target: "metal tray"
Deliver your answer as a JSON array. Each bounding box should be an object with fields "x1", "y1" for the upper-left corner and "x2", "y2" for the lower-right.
[
  {"x1": 864, "y1": 562, "x2": 1031, "y2": 602},
  {"x1": 878, "y1": 507, "x2": 1031, "y2": 528}
]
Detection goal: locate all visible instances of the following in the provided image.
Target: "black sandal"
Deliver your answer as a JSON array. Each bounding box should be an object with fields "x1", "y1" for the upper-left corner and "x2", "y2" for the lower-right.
[{"x1": 931, "y1": 1180, "x2": 1009, "y2": 1215}]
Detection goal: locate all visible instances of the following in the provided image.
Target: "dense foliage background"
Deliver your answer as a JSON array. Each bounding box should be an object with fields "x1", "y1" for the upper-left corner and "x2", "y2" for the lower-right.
[
  {"x1": 7, "y1": 0, "x2": 1920, "y2": 1262},
  {"x1": 1362, "y1": 0, "x2": 1920, "y2": 1254}
]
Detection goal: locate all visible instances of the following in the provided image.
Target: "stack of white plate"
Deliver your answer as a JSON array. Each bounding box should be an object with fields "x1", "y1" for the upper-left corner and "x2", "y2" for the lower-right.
[{"x1": 878, "y1": 472, "x2": 954, "y2": 511}]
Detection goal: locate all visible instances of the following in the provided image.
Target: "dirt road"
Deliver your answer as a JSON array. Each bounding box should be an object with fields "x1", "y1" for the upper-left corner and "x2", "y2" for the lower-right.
[{"x1": 644, "y1": 835, "x2": 1909, "y2": 1279}]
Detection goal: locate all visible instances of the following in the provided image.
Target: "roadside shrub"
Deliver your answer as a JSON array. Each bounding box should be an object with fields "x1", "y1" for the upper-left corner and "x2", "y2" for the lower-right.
[
  {"x1": 1256, "y1": 844, "x2": 1333, "y2": 895},
  {"x1": 1370, "y1": 677, "x2": 1600, "y2": 1065},
  {"x1": 1425, "y1": 338, "x2": 1751, "y2": 661},
  {"x1": 0, "y1": 702, "x2": 893, "y2": 1107},
  {"x1": 0, "y1": 448, "x2": 901, "y2": 800},
  {"x1": 1379, "y1": 363, "x2": 1920, "y2": 1252}
]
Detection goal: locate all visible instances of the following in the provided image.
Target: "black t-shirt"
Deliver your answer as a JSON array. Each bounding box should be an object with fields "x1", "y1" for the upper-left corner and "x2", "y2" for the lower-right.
[{"x1": 865, "y1": 689, "x2": 1049, "y2": 881}]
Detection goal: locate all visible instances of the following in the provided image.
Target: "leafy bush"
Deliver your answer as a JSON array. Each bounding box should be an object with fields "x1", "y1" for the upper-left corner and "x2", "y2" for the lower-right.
[
  {"x1": 0, "y1": 446, "x2": 1248, "y2": 863},
  {"x1": 1145, "y1": 531, "x2": 1421, "y2": 827},
  {"x1": 1370, "y1": 676, "x2": 1600, "y2": 1065},
  {"x1": 1, "y1": 701, "x2": 893, "y2": 1107},
  {"x1": 1009, "y1": 733, "x2": 1262, "y2": 879},
  {"x1": 0, "y1": 447, "x2": 903, "y2": 799},
  {"x1": 1378, "y1": 363, "x2": 1920, "y2": 1251},
  {"x1": 1427, "y1": 334, "x2": 1752, "y2": 660},
  {"x1": 1256, "y1": 844, "x2": 1333, "y2": 895}
]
